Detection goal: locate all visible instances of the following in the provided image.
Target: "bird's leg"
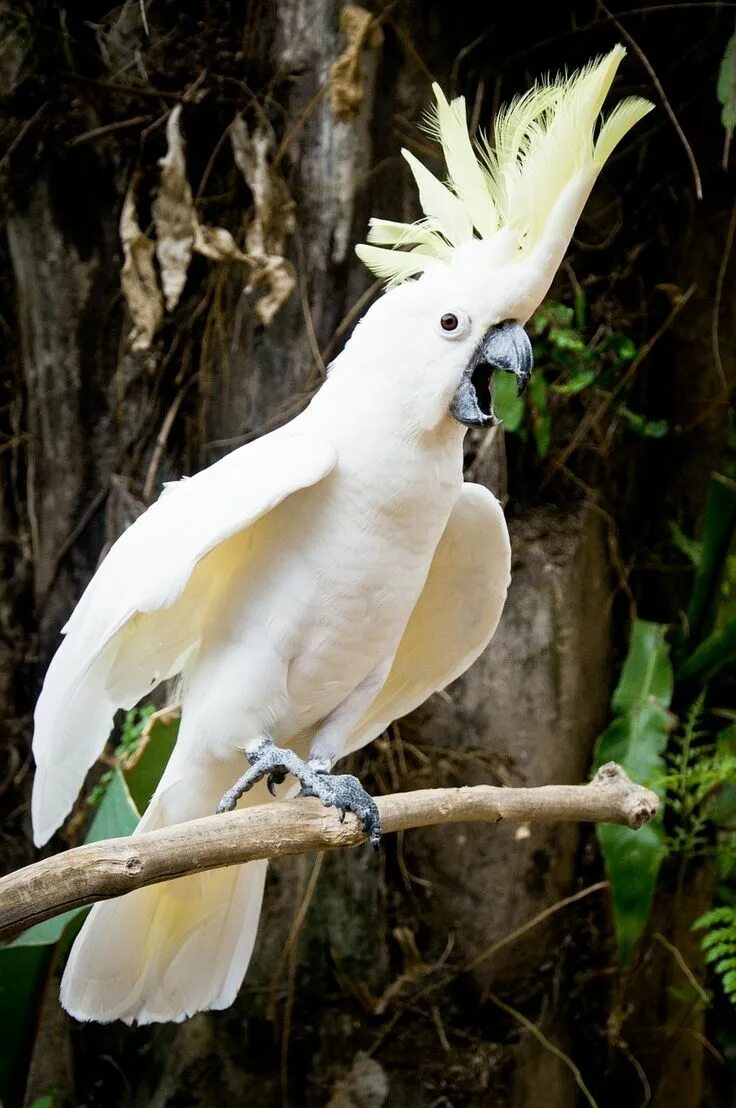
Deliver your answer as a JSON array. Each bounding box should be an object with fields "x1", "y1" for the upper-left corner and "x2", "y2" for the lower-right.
[
  {"x1": 215, "y1": 735, "x2": 382, "y2": 848},
  {"x1": 216, "y1": 669, "x2": 388, "y2": 847},
  {"x1": 298, "y1": 666, "x2": 390, "y2": 849}
]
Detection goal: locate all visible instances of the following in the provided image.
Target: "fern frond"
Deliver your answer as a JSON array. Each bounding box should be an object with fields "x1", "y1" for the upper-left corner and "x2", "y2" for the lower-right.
[{"x1": 695, "y1": 905, "x2": 736, "y2": 1005}]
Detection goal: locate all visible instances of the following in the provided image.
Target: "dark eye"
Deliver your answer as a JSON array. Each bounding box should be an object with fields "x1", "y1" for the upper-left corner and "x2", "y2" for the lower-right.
[{"x1": 437, "y1": 309, "x2": 470, "y2": 340}]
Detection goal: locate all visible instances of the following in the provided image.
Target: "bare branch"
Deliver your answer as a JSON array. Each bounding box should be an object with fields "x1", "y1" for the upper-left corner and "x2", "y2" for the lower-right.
[{"x1": 0, "y1": 763, "x2": 657, "y2": 943}]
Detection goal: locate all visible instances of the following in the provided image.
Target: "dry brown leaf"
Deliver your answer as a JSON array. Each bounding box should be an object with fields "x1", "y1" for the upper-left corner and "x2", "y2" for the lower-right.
[
  {"x1": 152, "y1": 105, "x2": 196, "y2": 312},
  {"x1": 193, "y1": 223, "x2": 251, "y2": 263},
  {"x1": 230, "y1": 116, "x2": 296, "y2": 325},
  {"x1": 119, "y1": 171, "x2": 163, "y2": 352},
  {"x1": 329, "y1": 4, "x2": 383, "y2": 123}
]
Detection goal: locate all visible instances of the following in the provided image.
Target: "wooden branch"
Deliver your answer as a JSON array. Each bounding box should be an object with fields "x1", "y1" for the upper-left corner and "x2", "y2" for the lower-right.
[{"x1": 0, "y1": 762, "x2": 657, "y2": 942}]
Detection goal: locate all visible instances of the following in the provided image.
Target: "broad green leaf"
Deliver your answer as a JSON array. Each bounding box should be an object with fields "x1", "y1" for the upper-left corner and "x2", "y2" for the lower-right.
[
  {"x1": 493, "y1": 370, "x2": 525, "y2": 432},
  {"x1": 84, "y1": 766, "x2": 140, "y2": 843},
  {"x1": 10, "y1": 770, "x2": 141, "y2": 948},
  {"x1": 717, "y1": 32, "x2": 736, "y2": 143},
  {"x1": 7, "y1": 908, "x2": 82, "y2": 949},
  {"x1": 594, "y1": 620, "x2": 673, "y2": 963},
  {"x1": 124, "y1": 714, "x2": 178, "y2": 814},
  {"x1": 0, "y1": 945, "x2": 49, "y2": 1105},
  {"x1": 611, "y1": 620, "x2": 673, "y2": 714},
  {"x1": 597, "y1": 822, "x2": 667, "y2": 965},
  {"x1": 596, "y1": 708, "x2": 670, "y2": 786},
  {"x1": 0, "y1": 717, "x2": 176, "y2": 1095}
]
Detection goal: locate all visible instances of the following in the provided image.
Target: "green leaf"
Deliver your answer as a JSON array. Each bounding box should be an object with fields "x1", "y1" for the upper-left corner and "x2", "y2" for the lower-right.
[
  {"x1": 124, "y1": 714, "x2": 178, "y2": 814},
  {"x1": 551, "y1": 370, "x2": 596, "y2": 396},
  {"x1": 529, "y1": 373, "x2": 551, "y2": 459},
  {"x1": 717, "y1": 32, "x2": 736, "y2": 140},
  {"x1": 611, "y1": 621, "x2": 674, "y2": 715},
  {"x1": 620, "y1": 408, "x2": 668, "y2": 438},
  {"x1": 493, "y1": 370, "x2": 525, "y2": 432},
  {"x1": 84, "y1": 767, "x2": 140, "y2": 843},
  {"x1": 594, "y1": 621, "x2": 673, "y2": 963},
  {"x1": 9, "y1": 770, "x2": 141, "y2": 949},
  {"x1": 677, "y1": 618, "x2": 736, "y2": 684},
  {"x1": 685, "y1": 474, "x2": 736, "y2": 651},
  {"x1": 7, "y1": 908, "x2": 82, "y2": 949},
  {"x1": 604, "y1": 333, "x2": 637, "y2": 364},
  {"x1": 0, "y1": 722, "x2": 175, "y2": 1095},
  {"x1": 0, "y1": 945, "x2": 50, "y2": 1105},
  {"x1": 548, "y1": 326, "x2": 585, "y2": 352},
  {"x1": 596, "y1": 708, "x2": 671, "y2": 786},
  {"x1": 597, "y1": 822, "x2": 667, "y2": 965}
]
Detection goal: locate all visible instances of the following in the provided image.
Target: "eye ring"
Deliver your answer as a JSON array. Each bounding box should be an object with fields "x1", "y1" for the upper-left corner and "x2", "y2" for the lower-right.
[{"x1": 437, "y1": 309, "x2": 470, "y2": 340}]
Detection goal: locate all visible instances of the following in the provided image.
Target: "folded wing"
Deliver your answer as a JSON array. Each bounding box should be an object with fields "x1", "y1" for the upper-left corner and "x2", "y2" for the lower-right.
[{"x1": 347, "y1": 482, "x2": 511, "y2": 754}]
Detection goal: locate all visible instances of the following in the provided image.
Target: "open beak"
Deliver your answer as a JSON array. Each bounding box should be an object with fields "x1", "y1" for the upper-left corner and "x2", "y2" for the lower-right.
[{"x1": 450, "y1": 320, "x2": 533, "y2": 428}]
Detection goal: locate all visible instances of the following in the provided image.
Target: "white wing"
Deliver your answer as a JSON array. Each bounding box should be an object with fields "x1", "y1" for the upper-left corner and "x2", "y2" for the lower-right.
[
  {"x1": 32, "y1": 426, "x2": 337, "y2": 845},
  {"x1": 346, "y1": 482, "x2": 511, "y2": 753}
]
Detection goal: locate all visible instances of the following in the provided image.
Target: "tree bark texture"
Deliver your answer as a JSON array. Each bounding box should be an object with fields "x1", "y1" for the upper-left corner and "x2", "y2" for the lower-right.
[{"x1": 1, "y1": 2, "x2": 733, "y2": 1107}]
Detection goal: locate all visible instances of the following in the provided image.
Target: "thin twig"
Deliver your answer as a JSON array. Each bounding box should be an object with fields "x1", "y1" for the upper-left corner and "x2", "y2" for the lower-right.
[
  {"x1": 488, "y1": 993, "x2": 599, "y2": 1108},
  {"x1": 66, "y1": 115, "x2": 151, "y2": 147},
  {"x1": 653, "y1": 931, "x2": 710, "y2": 1007},
  {"x1": 598, "y1": 0, "x2": 703, "y2": 200},
  {"x1": 0, "y1": 764, "x2": 657, "y2": 942},
  {"x1": 143, "y1": 381, "x2": 191, "y2": 502},
  {"x1": 711, "y1": 201, "x2": 736, "y2": 397}
]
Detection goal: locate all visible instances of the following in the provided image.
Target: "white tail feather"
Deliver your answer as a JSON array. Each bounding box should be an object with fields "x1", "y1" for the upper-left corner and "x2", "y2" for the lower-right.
[{"x1": 60, "y1": 746, "x2": 268, "y2": 1025}]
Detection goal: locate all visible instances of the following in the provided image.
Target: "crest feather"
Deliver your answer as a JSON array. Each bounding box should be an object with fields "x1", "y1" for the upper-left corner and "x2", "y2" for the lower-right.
[{"x1": 357, "y1": 46, "x2": 653, "y2": 285}]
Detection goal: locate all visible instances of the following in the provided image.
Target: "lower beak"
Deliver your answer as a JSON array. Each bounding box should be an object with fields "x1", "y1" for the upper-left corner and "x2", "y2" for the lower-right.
[{"x1": 450, "y1": 320, "x2": 533, "y2": 428}]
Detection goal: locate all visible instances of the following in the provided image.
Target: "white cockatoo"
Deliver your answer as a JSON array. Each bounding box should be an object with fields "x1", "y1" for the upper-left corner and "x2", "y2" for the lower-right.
[{"x1": 31, "y1": 47, "x2": 651, "y2": 1023}]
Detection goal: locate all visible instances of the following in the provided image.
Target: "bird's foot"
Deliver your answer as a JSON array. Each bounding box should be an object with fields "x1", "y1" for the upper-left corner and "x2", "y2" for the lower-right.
[{"x1": 215, "y1": 737, "x2": 381, "y2": 849}]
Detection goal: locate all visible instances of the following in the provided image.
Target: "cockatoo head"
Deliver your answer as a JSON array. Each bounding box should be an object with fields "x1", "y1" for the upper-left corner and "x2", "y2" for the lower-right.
[{"x1": 353, "y1": 46, "x2": 652, "y2": 429}]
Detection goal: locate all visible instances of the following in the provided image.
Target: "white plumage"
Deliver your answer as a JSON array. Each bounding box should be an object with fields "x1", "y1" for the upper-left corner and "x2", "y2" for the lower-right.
[
  {"x1": 356, "y1": 46, "x2": 652, "y2": 287},
  {"x1": 32, "y1": 48, "x2": 651, "y2": 1024}
]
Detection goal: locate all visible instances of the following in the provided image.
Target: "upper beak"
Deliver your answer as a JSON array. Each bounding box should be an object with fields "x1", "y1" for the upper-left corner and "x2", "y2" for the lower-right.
[{"x1": 450, "y1": 320, "x2": 533, "y2": 428}]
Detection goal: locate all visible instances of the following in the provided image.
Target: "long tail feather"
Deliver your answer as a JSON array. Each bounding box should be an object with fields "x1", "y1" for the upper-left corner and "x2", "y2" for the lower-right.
[{"x1": 60, "y1": 745, "x2": 268, "y2": 1025}]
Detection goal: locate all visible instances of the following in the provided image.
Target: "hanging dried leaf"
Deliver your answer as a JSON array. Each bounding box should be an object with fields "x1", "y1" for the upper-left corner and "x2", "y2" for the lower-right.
[
  {"x1": 119, "y1": 172, "x2": 163, "y2": 353},
  {"x1": 193, "y1": 223, "x2": 251, "y2": 263},
  {"x1": 152, "y1": 105, "x2": 195, "y2": 312},
  {"x1": 329, "y1": 5, "x2": 383, "y2": 123},
  {"x1": 230, "y1": 117, "x2": 296, "y2": 325}
]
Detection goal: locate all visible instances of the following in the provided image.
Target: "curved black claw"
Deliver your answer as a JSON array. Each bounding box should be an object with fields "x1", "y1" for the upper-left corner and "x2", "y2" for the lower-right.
[
  {"x1": 266, "y1": 769, "x2": 288, "y2": 797},
  {"x1": 215, "y1": 738, "x2": 381, "y2": 847}
]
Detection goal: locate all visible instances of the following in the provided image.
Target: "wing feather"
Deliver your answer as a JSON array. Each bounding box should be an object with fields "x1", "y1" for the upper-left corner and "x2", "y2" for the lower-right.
[
  {"x1": 32, "y1": 427, "x2": 337, "y2": 845},
  {"x1": 346, "y1": 483, "x2": 511, "y2": 753}
]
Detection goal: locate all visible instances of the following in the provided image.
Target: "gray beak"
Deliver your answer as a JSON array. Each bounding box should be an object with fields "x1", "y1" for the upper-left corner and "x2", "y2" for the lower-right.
[{"x1": 450, "y1": 320, "x2": 533, "y2": 428}]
